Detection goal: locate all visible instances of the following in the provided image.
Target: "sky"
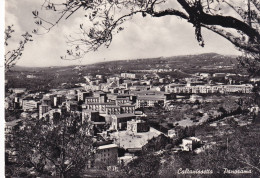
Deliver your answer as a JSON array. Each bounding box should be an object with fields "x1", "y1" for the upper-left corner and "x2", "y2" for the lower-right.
[{"x1": 4, "y1": 0, "x2": 242, "y2": 67}]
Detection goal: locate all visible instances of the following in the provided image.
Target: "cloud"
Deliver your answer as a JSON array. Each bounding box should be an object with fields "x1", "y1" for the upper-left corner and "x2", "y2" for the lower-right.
[{"x1": 5, "y1": 0, "x2": 241, "y2": 67}]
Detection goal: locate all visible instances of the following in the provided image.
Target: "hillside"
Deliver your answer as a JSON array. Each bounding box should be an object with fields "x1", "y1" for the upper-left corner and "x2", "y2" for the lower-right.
[
  {"x1": 6, "y1": 53, "x2": 241, "y2": 91},
  {"x1": 85, "y1": 53, "x2": 238, "y2": 74}
]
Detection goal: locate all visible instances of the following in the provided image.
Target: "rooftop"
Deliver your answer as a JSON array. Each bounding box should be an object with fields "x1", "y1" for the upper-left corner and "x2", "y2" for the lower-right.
[
  {"x1": 86, "y1": 102, "x2": 115, "y2": 105},
  {"x1": 97, "y1": 144, "x2": 118, "y2": 150},
  {"x1": 113, "y1": 113, "x2": 136, "y2": 118},
  {"x1": 6, "y1": 119, "x2": 23, "y2": 127}
]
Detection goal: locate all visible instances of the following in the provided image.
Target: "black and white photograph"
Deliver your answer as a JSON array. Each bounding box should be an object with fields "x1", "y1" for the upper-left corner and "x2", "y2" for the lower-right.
[{"x1": 3, "y1": 0, "x2": 260, "y2": 177}]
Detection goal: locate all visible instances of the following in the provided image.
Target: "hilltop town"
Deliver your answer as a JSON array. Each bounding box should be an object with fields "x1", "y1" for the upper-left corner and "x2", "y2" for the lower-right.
[{"x1": 5, "y1": 54, "x2": 260, "y2": 177}]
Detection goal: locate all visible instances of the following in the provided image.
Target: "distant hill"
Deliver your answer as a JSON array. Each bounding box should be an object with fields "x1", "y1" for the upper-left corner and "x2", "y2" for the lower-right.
[
  {"x1": 13, "y1": 53, "x2": 238, "y2": 72},
  {"x1": 6, "y1": 53, "x2": 241, "y2": 90},
  {"x1": 83, "y1": 53, "x2": 238, "y2": 74}
]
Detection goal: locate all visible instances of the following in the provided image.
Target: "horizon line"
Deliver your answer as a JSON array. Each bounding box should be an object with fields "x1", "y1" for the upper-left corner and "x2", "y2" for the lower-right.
[{"x1": 14, "y1": 52, "x2": 239, "y2": 68}]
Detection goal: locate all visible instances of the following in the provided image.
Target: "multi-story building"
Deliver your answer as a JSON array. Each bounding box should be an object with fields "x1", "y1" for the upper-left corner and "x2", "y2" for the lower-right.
[
  {"x1": 129, "y1": 85, "x2": 150, "y2": 91},
  {"x1": 115, "y1": 98, "x2": 130, "y2": 105},
  {"x1": 111, "y1": 113, "x2": 136, "y2": 130},
  {"x1": 104, "y1": 103, "x2": 135, "y2": 115},
  {"x1": 95, "y1": 144, "x2": 118, "y2": 167},
  {"x1": 119, "y1": 104, "x2": 135, "y2": 114},
  {"x1": 54, "y1": 94, "x2": 65, "y2": 107},
  {"x1": 127, "y1": 119, "x2": 149, "y2": 133},
  {"x1": 78, "y1": 91, "x2": 92, "y2": 102},
  {"x1": 85, "y1": 97, "x2": 100, "y2": 103},
  {"x1": 166, "y1": 84, "x2": 253, "y2": 94},
  {"x1": 82, "y1": 109, "x2": 100, "y2": 122},
  {"x1": 42, "y1": 108, "x2": 62, "y2": 124},
  {"x1": 66, "y1": 101, "x2": 78, "y2": 112},
  {"x1": 42, "y1": 97, "x2": 52, "y2": 106},
  {"x1": 86, "y1": 102, "x2": 115, "y2": 114},
  {"x1": 39, "y1": 105, "x2": 50, "y2": 119},
  {"x1": 22, "y1": 99, "x2": 39, "y2": 111},
  {"x1": 224, "y1": 85, "x2": 253, "y2": 93},
  {"x1": 93, "y1": 92, "x2": 108, "y2": 103},
  {"x1": 121, "y1": 73, "x2": 136, "y2": 79},
  {"x1": 136, "y1": 95, "x2": 166, "y2": 108},
  {"x1": 106, "y1": 106, "x2": 121, "y2": 115}
]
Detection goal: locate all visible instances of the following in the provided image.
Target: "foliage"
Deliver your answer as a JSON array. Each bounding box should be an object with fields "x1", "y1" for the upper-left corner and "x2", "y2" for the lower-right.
[
  {"x1": 4, "y1": 25, "x2": 33, "y2": 71},
  {"x1": 191, "y1": 125, "x2": 260, "y2": 177},
  {"x1": 6, "y1": 114, "x2": 94, "y2": 177},
  {"x1": 121, "y1": 154, "x2": 161, "y2": 178},
  {"x1": 238, "y1": 52, "x2": 260, "y2": 76},
  {"x1": 142, "y1": 134, "x2": 172, "y2": 152},
  {"x1": 159, "y1": 123, "x2": 260, "y2": 178}
]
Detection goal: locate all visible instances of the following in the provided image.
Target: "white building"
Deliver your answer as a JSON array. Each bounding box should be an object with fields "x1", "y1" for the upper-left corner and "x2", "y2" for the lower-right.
[
  {"x1": 121, "y1": 73, "x2": 136, "y2": 79},
  {"x1": 22, "y1": 100, "x2": 39, "y2": 111},
  {"x1": 168, "y1": 129, "x2": 177, "y2": 138},
  {"x1": 181, "y1": 137, "x2": 201, "y2": 151}
]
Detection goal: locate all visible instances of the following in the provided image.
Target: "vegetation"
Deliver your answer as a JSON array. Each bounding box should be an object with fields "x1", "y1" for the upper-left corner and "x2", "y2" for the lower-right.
[
  {"x1": 4, "y1": 25, "x2": 32, "y2": 71},
  {"x1": 6, "y1": 113, "x2": 94, "y2": 177},
  {"x1": 121, "y1": 154, "x2": 161, "y2": 178}
]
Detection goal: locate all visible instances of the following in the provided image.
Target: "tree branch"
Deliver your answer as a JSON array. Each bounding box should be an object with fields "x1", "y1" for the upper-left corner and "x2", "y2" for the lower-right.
[{"x1": 177, "y1": 0, "x2": 260, "y2": 41}]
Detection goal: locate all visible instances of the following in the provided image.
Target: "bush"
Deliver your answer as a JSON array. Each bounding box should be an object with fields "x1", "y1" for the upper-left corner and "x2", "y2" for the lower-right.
[{"x1": 165, "y1": 144, "x2": 173, "y2": 150}]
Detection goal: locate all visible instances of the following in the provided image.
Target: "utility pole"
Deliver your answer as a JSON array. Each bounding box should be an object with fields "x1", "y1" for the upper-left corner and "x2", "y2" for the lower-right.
[
  {"x1": 226, "y1": 137, "x2": 229, "y2": 154},
  {"x1": 248, "y1": 0, "x2": 252, "y2": 27}
]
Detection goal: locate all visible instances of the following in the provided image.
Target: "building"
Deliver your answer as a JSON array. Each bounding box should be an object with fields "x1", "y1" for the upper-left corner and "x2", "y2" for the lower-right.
[
  {"x1": 181, "y1": 137, "x2": 201, "y2": 151},
  {"x1": 78, "y1": 91, "x2": 91, "y2": 102},
  {"x1": 42, "y1": 109, "x2": 62, "y2": 124},
  {"x1": 199, "y1": 73, "x2": 211, "y2": 78},
  {"x1": 189, "y1": 94, "x2": 203, "y2": 103},
  {"x1": 111, "y1": 113, "x2": 136, "y2": 130},
  {"x1": 224, "y1": 84, "x2": 253, "y2": 93},
  {"x1": 82, "y1": 109, "x2": 100, "y2": 122},
  {"x1": 86, "y1": 102, "x2": 116, "y2": 114},
  {"x1": 127, "y1": 119, "x2": 150, "y2": 133},
  {"x1": 9, "y1": 88, "x2": 26, "y2": 94},
  {"x1": 93, "y1": 92, "x2": 108, "y2": 103},
  {"x1": 95, "y1": 144, "x2": 118, "y2": 167},
  {"x1": 26, "y1": 74, "x2": 37, "y2": 78},
  {"x1": 39, "y1": 105, "x2": 50, "y2": 119},
  {"x1": 213, "y1": 73, "x2": 226, "y2": 77},
  {"x1": 22, "y1": 99, "x2": 39, "y2": 111},
  {"x1": 121, "y1": 73, "x2": 136, "y2": 79},
  {"x1": 66, "y1": 101, "x2": 78, "y2": 112},
  {"x1": 106, "y1": 106, "x2": 121, "y2": 115},
  {"x1": 136, "y1": 95, "x2": 166, "y2": 108},
  {"x1": 129, "y1": 85, "x2": 150, "y2": 91},
  {"x1": 168, "y1": 129, "x2": 177, "y2": 138},
  {"x1": 85, "y1": 97, "x2": 100, "y2": 103},
  {"x1": 166, "y1": 84, "x2": 253, "y2": 94},
  {"x1": 115, "y1": 98, "x2": 130, "y2": 105},
  {"x1": 54, "y1": 94, "x2": 65, "y2": 107},
  {"x1": 96, "y1": 75, "x2": 104, "y2": 79},
  {"x1": 119, "y1": 104, "x2": 135, "y2": 114},
  {"x1": 250, "y1": 77, "x2": 260, "y2": 83},
  {"x1": 42, "y1": 97, "x2": 52, "y2": 106}
]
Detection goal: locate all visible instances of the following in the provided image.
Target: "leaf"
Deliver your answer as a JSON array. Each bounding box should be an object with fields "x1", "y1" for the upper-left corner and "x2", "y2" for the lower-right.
[
  {"x1": 80, "y1": 24, "x2": 83, "y2": 29},
  {"x1": 32, "y1": 10, "x2": 38, "y2": 17}
]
